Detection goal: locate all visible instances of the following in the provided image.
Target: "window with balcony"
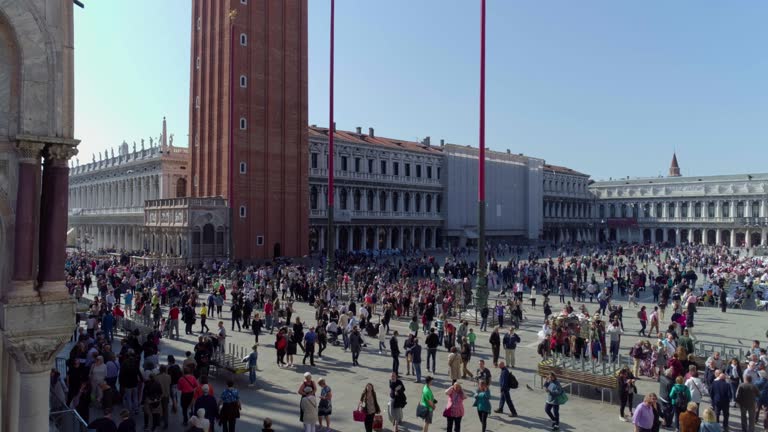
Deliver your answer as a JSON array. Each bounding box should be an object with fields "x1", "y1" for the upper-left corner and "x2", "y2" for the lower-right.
[
  {"x1": 353, "y1": 189, "x2": 361, "y2": 211},
  {"x1": 416, "y1": 165, "x2": 422, "y2": 178},
  {"x1": 643, "y1": 204, "x2": 650, "y2": 218},
  {"x1": 392, "y1": 192, "x2": 399, "y2": 211},
  {"x1": 354, "y1": 158, "x2": 361, "y2": 173},
  {"x1": 404, "y1": 193, "x2": 411, "y2": 212},
  {"x1": 752, "y1": 201, "x2": 760, "y2": 217},
  {"x1": 669, "y1": 203, "x2": 675, "y2": 217},
  {"x1": 379, "y1": 191, "x2": 387, "y2": 211},
  {"x1": 610, "y1": 205, "x2": 616, "y2": 218},
  {"x1": 341, "y1": 156, "x2": 348, "y2": 171},
  {"x1": 427, "y1": 166, "x2": 432, "y2": 179},
  {"x1": 415, "y1": 194, "x2": 421, "y2": 212},
  {"x1": 393, "y1": 162, "x2": 400, "y2": 176},
  {"x1": 368, "y1": 159, "x2": 374, "y2": 173},
  {"x1": 367, "y1": 190, "x2": 374, "y2": 210},
  {"x1": 620, "y1": 204, "x2": 627, "y2": 218},
  {"x1": 380, "y1": 160, "x2": 387, "y2": 175},
  {"x1": 737, "y1": 201, "x2": 745, "y2": 217},
  {"x1": 599, "y1": 205, "x2": 605, "y2": 219},
  {"x1": 310, "y1": 186, "x2": 318, "y2": 210},
  {"x1": 311, "y1": 153, "x2": 318, "y2": 169},
  {"x1": 436, "y1": 195, "x2": 442, "y2": 212},
  {"x1": 426, "y1": 195, "x2": 432, "y2": 212},
  {"x1": 340, "y1": 189, "x2": 348, "y2": 209},
  {"x1": 437, "y1": 167, "x2": 441, "y2": 179},
  {"x1": 694, "y1": 202, "x2": 702, "y2": 218},
  {"x1": 722, "y1": 203, "x2": 730, "y2": 217},
  {"x1": 708, "y1": 202, "x2": 715, "y2": 218},
  {"x1": 655, "y1": 203, "x2": 662, "y2": 218},
  {"x1": 681, "y1": 203, "x2": 688, "y2": 218},
  {"x1": 405, "y1": 163, "x2": 411, "y2": 177}
]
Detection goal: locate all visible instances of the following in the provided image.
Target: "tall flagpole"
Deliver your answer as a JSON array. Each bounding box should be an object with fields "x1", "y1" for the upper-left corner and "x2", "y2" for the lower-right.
[
  {"x1": 325, "y1": 0, "x2": 336, "y2": 290},
  {"x1": 476, "y1": 0, "x2": 488, "y2": 311}
]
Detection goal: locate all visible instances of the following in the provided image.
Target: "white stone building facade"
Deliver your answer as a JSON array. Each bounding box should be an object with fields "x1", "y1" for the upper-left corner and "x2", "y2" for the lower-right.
[
  {"x1": 542, "y1": 164, "x2": 596, "y2": 243},
  {"x1": 307, "y1": 126, "x2": 443, "y2": 252},
  {"x1": 68, "y1": 120, "x2": 189, "y2": 252},
  {"x1": 590, "y1": 173, "x2": 768, "y2": 246}
]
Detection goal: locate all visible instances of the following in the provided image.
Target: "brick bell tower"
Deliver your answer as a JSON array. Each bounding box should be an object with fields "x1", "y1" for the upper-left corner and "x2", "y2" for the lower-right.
[
  {"x1": 188, "y1": 0, "x2": 309, "y2": 260},
  {"x1": 668, "y1": 153, "x2": 681, "y2": 177}
]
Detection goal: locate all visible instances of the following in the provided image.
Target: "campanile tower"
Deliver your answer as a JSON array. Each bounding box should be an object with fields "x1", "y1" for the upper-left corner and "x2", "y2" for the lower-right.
[{"x1": 189, "y1": 0, "x2": 309, "y2": 259}]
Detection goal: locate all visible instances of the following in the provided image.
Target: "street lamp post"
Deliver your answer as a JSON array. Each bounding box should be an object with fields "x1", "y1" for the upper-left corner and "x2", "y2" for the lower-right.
[{"x1": 475, "y1": 0, "x2": 489, "y2": 312}]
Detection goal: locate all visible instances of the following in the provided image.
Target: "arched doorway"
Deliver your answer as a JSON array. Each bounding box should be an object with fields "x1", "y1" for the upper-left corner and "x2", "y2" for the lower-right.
[
  {"x1": 365, "y1": 227, "x2": 375, "y2": 250},
  {"x1": 352, "y1": 227, "x2": 362, "y2": 251},
  {"x1": 642, "y1": 229, "x2": 651, "y2": 243},
  {"x1": 750, "y1": 232, "x2": 761, "y2": 247},
  {"x1": 339, "y1": 227, "x2": 349, "y2": 250},
  {"x1": 202, "y1": 223, "x2": 214, "y2": 256},
  {"x1": 176, "y1": 178, "x2": 187, "y2": 198},
  {"x1": 706, "y1": 229, "x2": 716, "y2": 245},
  {"x1": 414, "y1": 228, "x2": 423, "y2": 249},
  {"x1": 273, "y1": 242, "x2": 281, "y2": 258},
  {"x1": 693, "y1": 229, "x2": 702, "y2": 244},
  {"x1": 735, "y1": 232, "x2": 746, "y2": 247},
  {"x1": 377, "y1": 228, "x2": 386, "y2": 250},
  {"x1": 309, "y1": 228, "x2": 319, "y2": 252},
  {"x1": 655, "y1": 229, "x2": 663, "y2": 243},
  {"x1": 680, "y1": 230, "x2": 689, "y2": 244},
  {"x1": 721, "y1": 230, "x2": 731, "y2": 246},
  {"x1": 666, "y1": 229, "x2": 676, "y2": 245},
  {"x1": 402, "y1": 228, "x2": 411, "y2": 249},
  {"x1": 425, "y1": 228, "x2": 433, "y2": 248},
  {"x1": 390, "y1": 228, "x2": 400, "y2": 249}
]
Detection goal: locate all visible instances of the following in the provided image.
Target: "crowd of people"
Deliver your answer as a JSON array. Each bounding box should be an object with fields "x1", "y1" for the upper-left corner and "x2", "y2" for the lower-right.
[{"x1": 57, "y1": 243, "x2": 768, "y2": 431}]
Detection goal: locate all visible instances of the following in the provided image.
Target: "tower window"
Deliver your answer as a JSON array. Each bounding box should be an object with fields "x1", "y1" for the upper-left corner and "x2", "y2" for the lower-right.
[
  {"x1": 194, "y1": 133, "x2": 199, "y2": 147},
  {"x1": 196, "y1": 56, "x2": 201, "y2": 69},
  {"x1": 195, "y1": 96, "x2": 200, "y2": 108},
  {"x1": 239, "y1": 205, "x2": 246, "y2": 218},
  {"x1": 239, "y1": 118, "x2": 247, "y2": 130},
  {"x1": 239, "y1": 75, "x2": 247, "y2": 87},
  {"x1": 256, "y1": 235, "x2": 264, "y2": 246},
  {"x1": 240, "y1": 33, "x2": 247, "y2": 46},
  {"x1": 239, "y1": 162, "x2": 247, "y2": 174},
  {"x1": 196, "y1": 17, "x2": 201, "y2": 30},
  {"x1": 241, "y1": 0, "x2": 248, "y2": 4}
]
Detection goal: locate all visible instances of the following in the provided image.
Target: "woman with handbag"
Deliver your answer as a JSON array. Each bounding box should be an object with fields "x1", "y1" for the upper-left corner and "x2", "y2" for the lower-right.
[
  {"x1": 444, "y1": 382, "x2": 467, "y2": 432},
  {"x1": 618, "y1": 366, "x2": 637, "y2": 421},
  {"x1": 544, "y1": 372, "x2": 565, "y2": 431},
  {"x1": 317, "y1": 378, "x2": 333, "y2": 432},
  {"x1": 358, "y1": 383, "x2": 381, "y2": 432},
  {"x1": 218, "y1": 380, "x2": 240, "y2": 432}
]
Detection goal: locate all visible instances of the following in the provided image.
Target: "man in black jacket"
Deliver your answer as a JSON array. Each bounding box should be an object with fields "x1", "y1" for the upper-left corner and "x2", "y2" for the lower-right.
[
  {"x1": 425, "y1": 328, "x2": 439, "y2": 373},
  {"x1": 390, "y1": 331, "x2": 401, "y2": 374}
]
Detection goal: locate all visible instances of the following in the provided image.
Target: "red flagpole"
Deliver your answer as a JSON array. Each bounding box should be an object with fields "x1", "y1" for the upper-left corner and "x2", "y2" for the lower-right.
[{"x1": 326, "y1": 0, "x2": 336, "y2": 287}]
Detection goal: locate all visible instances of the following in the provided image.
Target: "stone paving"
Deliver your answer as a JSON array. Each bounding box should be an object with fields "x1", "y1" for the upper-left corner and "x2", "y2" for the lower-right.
[{"x1": 98, "y1": 252, "x2": 768, "y2": 432}]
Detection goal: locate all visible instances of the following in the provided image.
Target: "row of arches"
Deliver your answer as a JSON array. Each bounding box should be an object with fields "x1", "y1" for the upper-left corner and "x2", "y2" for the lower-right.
[
  {"x1": 309, "y1": 225, "x2": 441, "y2": 252},
  {"x1": 310, "y1": 186, "x2": 441, "y2": 214}
]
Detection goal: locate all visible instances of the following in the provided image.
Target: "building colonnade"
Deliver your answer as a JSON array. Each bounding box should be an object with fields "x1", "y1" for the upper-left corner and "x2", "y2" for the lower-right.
[
  {"x1": 309, "y1": 224, "x2": 440, "y2": 252},
  {"x1": 70, "y1": 174, "x2": 161, "y2": 210}
]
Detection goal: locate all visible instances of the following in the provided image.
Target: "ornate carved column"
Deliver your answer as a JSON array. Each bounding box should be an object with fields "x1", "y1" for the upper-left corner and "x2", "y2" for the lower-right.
[
  {"x1": 38, "y1": 144, "x2": 78, "y2": 299},
  {"x1": 7, "y1": 141, "x2": 45, "y2": 301}
]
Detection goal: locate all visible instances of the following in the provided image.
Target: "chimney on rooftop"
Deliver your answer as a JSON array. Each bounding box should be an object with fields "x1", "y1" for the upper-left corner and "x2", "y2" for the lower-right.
[
  {"x1": 440, "y1": 139, "x2": 444, "y2": 147},
  {"x1": 506, "y1": 149, "x2": 511, "y2": 154},
  {"x1": 422, "y1": 136, "x2": 431, "y2": 146},
  {"x1": 356, "y1": 126, "x2": 362, "y2": 134},
  {"x1": 369, "y1": 127, "x2": 374, "y2": 137}
]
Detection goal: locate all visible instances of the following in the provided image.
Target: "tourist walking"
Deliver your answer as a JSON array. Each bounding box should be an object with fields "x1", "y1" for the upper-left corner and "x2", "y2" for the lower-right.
[
  {"x1": 710, "y1": 371, "x2": 732, "y2": 430},
  {"x1": 447, "y1": 347, "x2": 462, "y2": 384},
  {"x1": 699, "y1": 407, "x2": 723, "y2": 432},
  {"x1": 246, "y1": 344, "x2": 258, "y2": 387},
  {"x1": 388, "y1": 372, "x2": 406, "y2": 432},
  {"x1": 631, "y1": 393, "x2": 657, "y2": 432},
  {"x1": 350, "y1": 327, "x2": 364, "y2": 367},
  {"x1": 390, "y1": 331, "x2": 401, "y2": 374},
  {"x1": 417, "y1": 376, "x2": 436, "y2": 432},
  {"x1": 358, "y1": 383, "x2": 381, "y2": 432},
  {"x1": 474, "y1": 380, "x2": 492, "y2": 432},
  {"x1": 736, "y1": 374, "x2": 760, "y2": 432},
  {"x1": 300, "y1": 386, "x2": 318, "y2": 432},
  {"x1": 670, "y1": 376, "x2": 692, "y2": 431},
  {"x1": 678, "y1": 402, "x2": 701, "y2": 432},
  {"x1": 503, "y1": 328, "x2": 520, "y2": 368},
  {"x1": 444, "y1": 382, "x2": 467, "y2": 432},
  {"x1": 489, "y1": 327, "x2": 501, "y2": 367},
  {"x1": 494, "y1": 361, "x2": 518, "y2": 416},
  {"x1": 219, "y1": 380, "x2": 241, "y2": 432},
  {"x1": 544, "y1": 372, "x2": 565, "y2": 430},
  {"x1": 317, "y1": 378, "x2": 333, "y2": 432}
]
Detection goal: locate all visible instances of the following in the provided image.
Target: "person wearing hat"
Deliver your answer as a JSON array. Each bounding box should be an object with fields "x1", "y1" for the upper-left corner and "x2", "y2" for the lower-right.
[{"x1": 193, "y1": 384, "x2": 219, "y2": 430}]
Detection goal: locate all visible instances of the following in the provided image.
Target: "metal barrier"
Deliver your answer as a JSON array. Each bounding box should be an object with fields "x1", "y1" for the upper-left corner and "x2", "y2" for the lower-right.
[
  {"x1": 210, "y1": 342, "x2": 249, "y2": 378},
  {"x1": 694, "y1": 340, "x2": 750, "y2": 362},
  {"x1": 49, "y1": 390, "x2": 88, "y2": 432}
]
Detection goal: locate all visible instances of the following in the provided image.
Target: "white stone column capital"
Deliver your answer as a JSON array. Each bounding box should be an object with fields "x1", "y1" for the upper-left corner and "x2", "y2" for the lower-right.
[{"x1": 5, "y1": 332, "x2": 70, "y2": 373}]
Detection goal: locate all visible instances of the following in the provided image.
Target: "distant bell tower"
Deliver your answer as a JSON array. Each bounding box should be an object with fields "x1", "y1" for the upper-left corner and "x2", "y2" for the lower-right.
[{"x1": 669, "y1": 153, "x2": 681, "y2": 177}]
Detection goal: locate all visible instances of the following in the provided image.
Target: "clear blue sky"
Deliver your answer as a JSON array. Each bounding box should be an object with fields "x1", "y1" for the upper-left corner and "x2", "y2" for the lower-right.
[{"x1": 74, "y1": 1, "x2": 768, "y2": 179}]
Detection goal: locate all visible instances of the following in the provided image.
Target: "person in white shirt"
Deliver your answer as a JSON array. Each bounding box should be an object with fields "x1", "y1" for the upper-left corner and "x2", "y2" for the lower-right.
[{"x1": 685, "y1": 370, "x2": 707, "y2": 405}]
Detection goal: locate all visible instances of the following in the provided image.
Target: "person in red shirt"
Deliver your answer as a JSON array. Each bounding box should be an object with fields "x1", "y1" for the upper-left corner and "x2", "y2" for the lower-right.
[
  {"x1": 168, "y1": 305, "x2": 181, "y2": 339},
  {"x1": 264, "y1": 302, "x2": 274, "y2": 334},
  {"x1": 177, "y1": 367, "x2": 199, "y2": 426}
]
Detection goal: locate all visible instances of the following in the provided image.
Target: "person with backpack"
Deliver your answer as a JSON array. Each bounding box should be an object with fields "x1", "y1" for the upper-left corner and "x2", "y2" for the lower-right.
[
  {"x1": 388, "y1": 372, "x2": 407, "y2": 432},
  {"x1": 493, "y1": 360, "x2": 518, "y2": 416},
  {"x1": 544, "y1": 372, "x2": 565, "y2": 430},
  {"x1": 502, "y1": 329, "x2": 521, "y2": 368},
  {"x1": 669, "y1": 375, "x2": 692, "y2": 431}
]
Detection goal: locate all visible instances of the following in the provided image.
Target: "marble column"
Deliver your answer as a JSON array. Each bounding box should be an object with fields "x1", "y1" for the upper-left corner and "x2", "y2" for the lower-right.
[
  {"x1": 730, "y1": 230, "x2": 736, "y2": 247},
  {"x1": 8, "y1": 141, "x2": 44, "y2": 300},
  {"x1": 318, "y1": 227, "x2": 325, "y2": 251},
  {"x1": 38, "y1": 144, "x2": 78, "y2": 298},
  {"x1": 361, "y1": 227, "x2": 368, "y2": 250},
  {"x1": 761, "y1": 228, "x2": 767, "y2": 246},
  {"x1": 746, "y1": 230, "x2": 751, "y2": 247}
]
